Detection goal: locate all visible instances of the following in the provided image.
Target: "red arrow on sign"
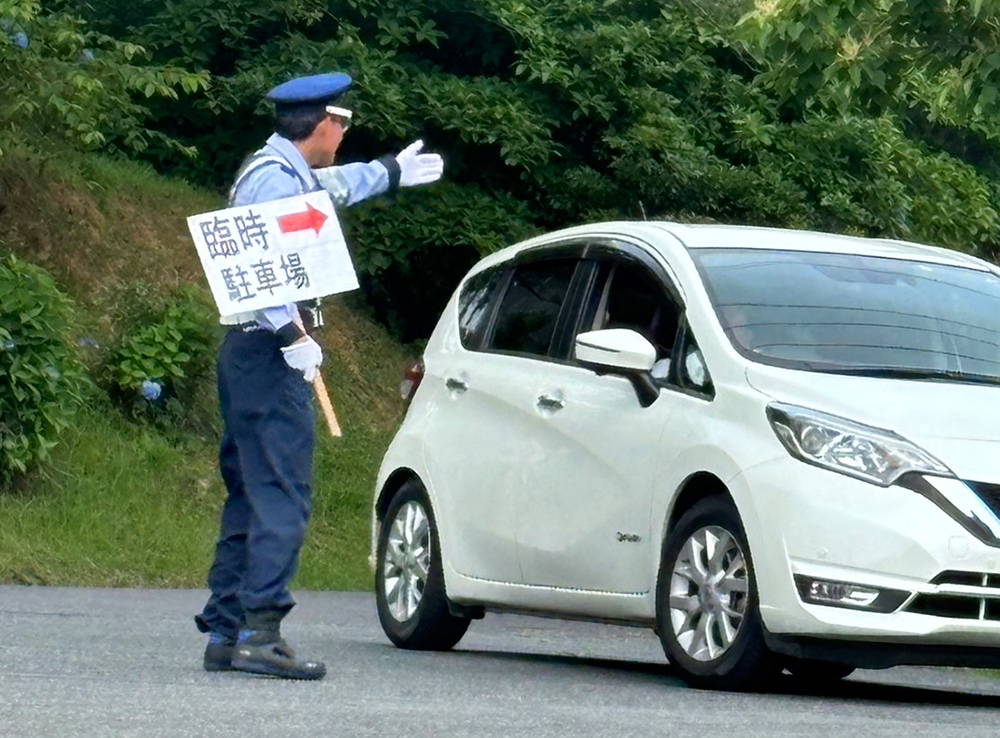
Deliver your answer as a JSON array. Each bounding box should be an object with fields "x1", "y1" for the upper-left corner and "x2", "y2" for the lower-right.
[{"x1": 277, "y1": 202, "x2": 328, "y2": 235}]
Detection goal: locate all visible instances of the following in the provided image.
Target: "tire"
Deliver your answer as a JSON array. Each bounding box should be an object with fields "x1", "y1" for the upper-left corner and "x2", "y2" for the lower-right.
[
  {"x1": 655, "y1": 495, "x2": 778, "y2": 691},
  {"x1": 375, "y1": 479, "x2": 471, "y2": 650},
  {"x1": 784, "y1": 658, "x2": 856, "y2": 682}
]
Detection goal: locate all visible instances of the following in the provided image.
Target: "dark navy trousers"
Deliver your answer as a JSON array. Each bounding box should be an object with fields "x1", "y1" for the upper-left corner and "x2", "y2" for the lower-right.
[{"x1": 195, "y1": 329, "x2": 316, "y2": 640}]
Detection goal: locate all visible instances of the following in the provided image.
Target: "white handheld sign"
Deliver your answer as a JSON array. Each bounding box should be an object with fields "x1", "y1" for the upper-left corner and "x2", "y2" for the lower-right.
[{"x1": 187, "y1": 191, "x2": 358, "y2": 317}]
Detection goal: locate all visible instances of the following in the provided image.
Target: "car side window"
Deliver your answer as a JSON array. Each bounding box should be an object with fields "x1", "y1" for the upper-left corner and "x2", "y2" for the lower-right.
[
  {"x1": 592, "y1": 260, "x2": 681, "y2": 378},
  {"x1": 458, "y1": 266, "x2": 503, "y2": 350},
  {"x1": 489, "y1": 259, "x2": 578, "y2": 358}
]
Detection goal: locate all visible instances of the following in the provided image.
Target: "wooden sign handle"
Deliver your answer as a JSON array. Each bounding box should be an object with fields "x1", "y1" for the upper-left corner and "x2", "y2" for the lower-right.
[
  {"x1": 312, "y1": 372, "x2": 342, "y2": 438},
  {"x1": 292, "y1": 309, "x2": 341, "y2": 438}
]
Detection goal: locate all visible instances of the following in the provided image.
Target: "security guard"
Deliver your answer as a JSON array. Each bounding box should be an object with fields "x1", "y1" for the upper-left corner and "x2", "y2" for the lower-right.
[{"x1": 194, "y1": 72, "x2": 443, "y2": 680}]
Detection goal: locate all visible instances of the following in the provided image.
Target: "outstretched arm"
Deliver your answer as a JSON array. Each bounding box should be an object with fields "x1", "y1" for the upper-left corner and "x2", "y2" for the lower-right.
[{"x1": 315, "y1": 140, "x2": 444, "y2": 207}]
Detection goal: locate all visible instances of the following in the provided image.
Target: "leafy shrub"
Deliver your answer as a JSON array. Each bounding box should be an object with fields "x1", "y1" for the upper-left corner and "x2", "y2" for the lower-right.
[
  {"x1": 767, "y1": 115, "x2": 1000, "y2": 254},
  {"x1": 0, "y1": 252, "x2": 88, "y2": 485},
  {"x1": 50, "y1": 0, "x2": 1000, "y2": 343},
  {"x1": 103, "y1": 286, "x2": 218, "y2": 422},
  {"x1": 737, "y1": 1, "x2": 1000, "y2": 144},
  {"x1": 0, "y1": 0, "x2": 208, "y2": 157},
  {"x1": 342, "y1": 181, "x2": 535, "y2": 341}
]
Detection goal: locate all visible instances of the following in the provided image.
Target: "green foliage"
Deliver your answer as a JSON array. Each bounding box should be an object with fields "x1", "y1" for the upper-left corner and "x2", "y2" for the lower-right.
[
  {"x1": 767, "y1": 115, "x2": 1000, "y2": 249},
  {"x1": 347, "y1": 181, "x2": 535, "y2": 273},
  {"x1": 0, "y1": 0, "x2": 209, "y2": 157},
  {"x1": 343, "y1": 181, "x2": 536, "y2": 339},
  {"x1": 0, "y1": 252, "x2": 87, "y2": 485},
  {"x1": 103, "y1": 286, "x2": 218, "y2": 424},
  {"x1": 37, "y1": 0, "x2": 1000, "y2": 335},
  {"x1": 738, "y1": 0, "x2": 1000, "y2": 142}
]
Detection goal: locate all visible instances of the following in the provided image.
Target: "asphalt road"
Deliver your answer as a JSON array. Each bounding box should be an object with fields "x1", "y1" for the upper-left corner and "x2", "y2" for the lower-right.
[{"x1": 2, "y1": 586, "x2": 1000, "y2": 737}]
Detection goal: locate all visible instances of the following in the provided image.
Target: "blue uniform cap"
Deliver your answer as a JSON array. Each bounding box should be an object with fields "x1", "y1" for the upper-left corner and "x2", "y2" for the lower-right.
[{"x1": 265, "y1": 73, "x2": 353, "y2": 105}]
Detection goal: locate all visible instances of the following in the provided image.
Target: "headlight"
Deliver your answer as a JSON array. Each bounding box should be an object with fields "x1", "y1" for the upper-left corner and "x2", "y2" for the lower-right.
[{"x1": 766, "y1": 402, "x2": 952, "y2": 486}]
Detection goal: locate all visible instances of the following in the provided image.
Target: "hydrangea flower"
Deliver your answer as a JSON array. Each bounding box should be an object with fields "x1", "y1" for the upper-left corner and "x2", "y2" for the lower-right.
[
  {"x1": 1, "y1": 20, "x2": 29, "y2": 49},
  {"x1": 141, "y1": 380, "x2": 163, "y2": 402}
]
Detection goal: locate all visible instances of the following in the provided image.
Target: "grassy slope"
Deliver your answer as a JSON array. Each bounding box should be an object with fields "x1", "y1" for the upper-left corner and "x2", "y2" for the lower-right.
[{"x1": 0, "y1": 144, "x2": 416, "y2": 590}]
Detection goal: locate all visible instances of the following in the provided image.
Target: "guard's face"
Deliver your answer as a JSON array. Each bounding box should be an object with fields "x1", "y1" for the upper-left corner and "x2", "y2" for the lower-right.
[{"x1": 316, "y1": 115, "x2": 347, "y2": 167}]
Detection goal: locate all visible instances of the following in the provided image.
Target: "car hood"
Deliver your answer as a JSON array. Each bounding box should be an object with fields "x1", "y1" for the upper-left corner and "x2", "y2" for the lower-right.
[{"x1": 743, "y1": 363, "x2": 1000, "y2": 481}]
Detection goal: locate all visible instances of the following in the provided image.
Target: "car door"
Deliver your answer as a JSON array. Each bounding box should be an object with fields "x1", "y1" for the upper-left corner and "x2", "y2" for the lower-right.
[
  {"x1": 512, "y1": 242, "x2": 687, "y2": 594},
  {"x1": 425, "y1": 253, "x2": 584, "y2": 585}
]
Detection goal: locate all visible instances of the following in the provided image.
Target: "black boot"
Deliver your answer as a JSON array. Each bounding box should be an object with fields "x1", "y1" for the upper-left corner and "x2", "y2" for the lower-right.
[
  {"x1": 203, "y1": 633, "x2": 236, "y2": 672},
  {"x1": 231, "y1": 610, "x2": 326, "y2": 680}
]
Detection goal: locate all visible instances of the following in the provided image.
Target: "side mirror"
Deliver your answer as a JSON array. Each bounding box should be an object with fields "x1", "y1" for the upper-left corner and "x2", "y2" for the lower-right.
[
  {"x1": 574, "y1": 329, "x2": 656, "y2": 372},
  {"x1": 575, "y1": 329, "x2": 660, "y2": 407}
]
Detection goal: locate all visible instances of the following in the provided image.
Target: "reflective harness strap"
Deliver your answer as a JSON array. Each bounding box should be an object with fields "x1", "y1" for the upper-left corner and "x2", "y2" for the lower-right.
[{"x1": 227, "y1": 153, "x2": 318, "y2": 206}]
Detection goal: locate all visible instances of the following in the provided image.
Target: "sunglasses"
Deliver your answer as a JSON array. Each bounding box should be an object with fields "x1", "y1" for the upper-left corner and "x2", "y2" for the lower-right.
[{"x1": 325, "y1": 105, "x2": 353, "y2": 131}]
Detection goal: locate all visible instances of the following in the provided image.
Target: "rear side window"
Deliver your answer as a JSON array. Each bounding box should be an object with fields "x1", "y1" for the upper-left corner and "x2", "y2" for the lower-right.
[
  {"x1": 489, "y1": 260, "x2": 577, "y2": 357},
  {"x1": 458, "y1": 267, "x2": 503, "y2": 350}
]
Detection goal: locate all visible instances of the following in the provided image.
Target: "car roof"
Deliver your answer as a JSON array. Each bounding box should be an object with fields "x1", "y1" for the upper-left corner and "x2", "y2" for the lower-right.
[
  {"x1": 473, "y1": 221, "x2": 993, "y2": 274},
  {"x1": 655, "y1": 222, "x2": 990, "y2": 270}
]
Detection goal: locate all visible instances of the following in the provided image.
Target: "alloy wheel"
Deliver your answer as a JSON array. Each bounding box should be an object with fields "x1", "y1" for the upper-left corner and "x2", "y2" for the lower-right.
[
  {"x1": 382, "y1": 500, "x2": 431, "y2": 622},
  {"x1": 668, "y1": 525, "x2": 749, "y2": 662}
]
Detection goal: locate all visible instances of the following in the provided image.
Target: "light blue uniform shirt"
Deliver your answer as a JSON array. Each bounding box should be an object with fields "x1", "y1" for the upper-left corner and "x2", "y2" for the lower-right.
[{"x1": 223, "y1": 133, "x2": 391, "y2": 331}]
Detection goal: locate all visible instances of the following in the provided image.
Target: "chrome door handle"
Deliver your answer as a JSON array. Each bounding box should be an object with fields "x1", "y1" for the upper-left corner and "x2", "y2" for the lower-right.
[
  {"x1": 536, "y1": 394, "x2": 565, "y2": 411},
  {"x1": 446, "y1": 377, "x2": 469, "y2": 393}
]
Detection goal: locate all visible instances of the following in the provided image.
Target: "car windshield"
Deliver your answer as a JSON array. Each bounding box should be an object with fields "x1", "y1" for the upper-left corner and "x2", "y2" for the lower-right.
[{"x1": 691, "y1": 247, "x2": 1000, "y2": 382}]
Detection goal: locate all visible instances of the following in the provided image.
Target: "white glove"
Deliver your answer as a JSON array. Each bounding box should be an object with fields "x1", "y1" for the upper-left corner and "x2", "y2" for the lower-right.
[
  {"x1": 280, "y1": 336, "x2": 323, "y2": 382},
  {"x1": 396, "y1": 139, "x2": 444, "y2": 187}
]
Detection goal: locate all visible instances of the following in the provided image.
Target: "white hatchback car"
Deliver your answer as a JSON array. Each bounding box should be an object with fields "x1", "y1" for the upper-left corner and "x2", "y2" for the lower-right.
[{"x1": 371, "y1": 221, "x2": 1000, "y2": 690}]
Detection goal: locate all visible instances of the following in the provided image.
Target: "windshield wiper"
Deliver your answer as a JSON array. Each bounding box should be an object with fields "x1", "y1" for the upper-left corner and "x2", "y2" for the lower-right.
[{"x1": 814, "y1": 366, "x2": 1000, "y2": 385}]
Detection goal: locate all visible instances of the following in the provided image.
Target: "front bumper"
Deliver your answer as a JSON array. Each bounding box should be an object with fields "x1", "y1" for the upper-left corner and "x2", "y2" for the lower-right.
[
  {"x1": 737, "y1": 456, "x2": 1000, "y2": 650},
  {"x1": 763, "y1": 631, "x2": 1000, "y2": 669}
]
